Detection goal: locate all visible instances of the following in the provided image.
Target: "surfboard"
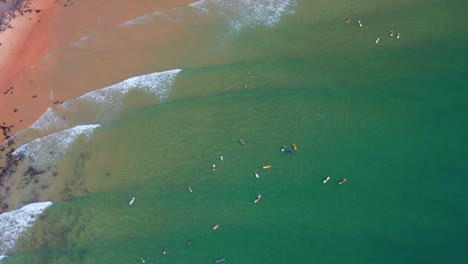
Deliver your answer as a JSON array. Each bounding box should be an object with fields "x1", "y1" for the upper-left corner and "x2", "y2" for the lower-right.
[
  {"x1": 213, "y1": 224, "x2": 220, "y2": 230},
  {"x1": 262, "y1": 165, "x2": 272, "y2": 169},
  {"x1": 129, "y1": 197, "x2": 135, "y2": 205},
  {"x1": 254, "y1": 195, "x2": 262, "y2": 203},
  {"x1": 323, "y1": 177, "x2": 330, "y2": 184}
]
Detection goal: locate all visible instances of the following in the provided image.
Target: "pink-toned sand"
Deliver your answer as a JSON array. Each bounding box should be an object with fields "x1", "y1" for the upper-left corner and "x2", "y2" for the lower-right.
[{"x1": 0, "y1": 0, "x2": 198, "y2": 137}]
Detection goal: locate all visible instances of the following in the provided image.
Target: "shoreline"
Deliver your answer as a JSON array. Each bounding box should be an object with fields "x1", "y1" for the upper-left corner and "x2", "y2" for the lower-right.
[
  {"x1": 0, "y1": 0, "x2": 57, "y2": 141},
  {"x1": 0, "y1": 0, "x2": 200, "y2": 213},
  {"x1": 0, "y1": 0, "x2": 198, "y2": 138}
]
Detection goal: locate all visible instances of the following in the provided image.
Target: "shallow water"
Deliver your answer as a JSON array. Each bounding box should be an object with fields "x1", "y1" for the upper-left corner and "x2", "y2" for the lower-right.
[{"x1": 1, "y1": 0, "x2": 468, "y2": 263}]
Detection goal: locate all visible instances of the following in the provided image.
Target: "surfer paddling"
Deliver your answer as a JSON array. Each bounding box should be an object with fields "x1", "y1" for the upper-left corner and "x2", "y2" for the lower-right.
[
  {"x1": 213, "y1": 224, "x2": 220, "y2": 230},
  {"x1": 162, "y1": 249, "x2": 167, "y2": 255},
  {"x1": 240, "y1": 139, "x2": 246, "y2": 146},
  {"x1": 346, "y1": 18, "x2": 351, "y2": 24},
  {"x1": 254, "y1": 194, "x2": 262, "y2": 203},
  {"x1": 396, "y1": 33, "x2": 400, "y2": 39},
  {"x1": 255, "y1": 172, "x2": 259, "y2": 178},
  {"x1": 188, "y1": 186, "x2": 193, "y2": 192},
  {"x1": 212, "y1": 164, "x2": 216, "y2": 171},
  {"x1": 129, "y1": 197, "x2": 135, "y2": 205},
  {"x1": 390, "y1": 30, "x2": 394, "y2": 37},
  {"x1": 358, "y1": 20, "x2": 363, "y2": 27},
  {"x1": 323, "y1": 176, "x2": 330, "y2": 184},
  {"x1": 339, "y1": 178, "x2": 347, "y2": 185}
]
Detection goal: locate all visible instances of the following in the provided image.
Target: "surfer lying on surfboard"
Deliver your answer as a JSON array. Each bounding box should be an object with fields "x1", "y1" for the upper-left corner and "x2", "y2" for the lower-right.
[
  {"x1": 339, "y1": 178, "x2": 347, "y2": 185},
  {"x1": 254, "y1": 195, "x2": 262, "y2": 203},
  {"x1": 323, "y1": 177, "x2": 330, "y2": 184}
]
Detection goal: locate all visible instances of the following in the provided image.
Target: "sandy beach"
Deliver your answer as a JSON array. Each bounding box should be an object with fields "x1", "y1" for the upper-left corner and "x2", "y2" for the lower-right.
[{"x1": 0, "y1": 0, "x2": 197, "y2": 137}]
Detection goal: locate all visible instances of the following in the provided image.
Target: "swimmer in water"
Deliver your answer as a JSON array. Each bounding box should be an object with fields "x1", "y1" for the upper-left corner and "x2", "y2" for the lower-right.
[
  {"x1": 212, "y1": 164, "x2": 216, "y2": 171},
  {"x1": 281, "y1": 146, "x2": 286, "y2": 152},
  {"x1": 390, "y1": 30, "x2": 394, "y2": 37},
  {"x1": 187, "y1": 240, "x2": 192, "y2": 247},
  {"x1": 240, "y1": 139, "x2": 246, "y2": 145}
]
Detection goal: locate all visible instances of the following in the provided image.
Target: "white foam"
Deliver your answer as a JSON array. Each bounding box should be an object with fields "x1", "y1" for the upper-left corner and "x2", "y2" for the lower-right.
[
  {"x1": 13, "y1": 125, "x2": 100, "y2": 166},
  {"x1": 71, "y1": 32, "x2": 98, "y2": 47},
  {"x1": 29, "y1": 69, "x2": 181, "y2": 133},
  {"x1": 190, "y1": 0, "x2": 297, "y2": 31},
  {"x1": 30, "y1": 107, "x2": 67, "y2": 131},
  {"x1": 119, "y1": 11, "x2": 163, "y2": 27},
  {"x1": 62, "y1": 69, "x2": 181, "y2": 111},
  {"x1": 0, "y1": 202, "x2": 53, "y2": 256}
]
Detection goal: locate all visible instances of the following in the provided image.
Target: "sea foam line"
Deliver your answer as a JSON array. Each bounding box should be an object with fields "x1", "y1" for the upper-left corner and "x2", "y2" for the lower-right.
[
  {"x1": 13, "y1": 125, "x2": 101, "y2": 166},
  {"x1": 30, "y1": 69, "x2": 181, "y2": 133},
  {"x1": 58, "y1": 69, "x2": 182, "y2": 116},
  {"x1": 0, "y1": 202, "x2": 53, "y2": 257},
  {"x1": 189, "y1": 0, "x2": 297, "y2": 31}
]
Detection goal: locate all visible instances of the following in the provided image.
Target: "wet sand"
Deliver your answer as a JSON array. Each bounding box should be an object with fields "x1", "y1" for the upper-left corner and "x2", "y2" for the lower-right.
[
  {"x1": 0, "y1": 0, "x2": 198, "y2": 213},
  {"x1": 0, "y1": 0, "x2": 197, "y2": 137}
]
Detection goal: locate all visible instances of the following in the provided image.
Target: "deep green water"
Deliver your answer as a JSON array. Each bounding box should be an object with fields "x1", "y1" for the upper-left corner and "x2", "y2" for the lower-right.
[{"x1": 5, "y1": 0, "x2": 468, "y2": 263}]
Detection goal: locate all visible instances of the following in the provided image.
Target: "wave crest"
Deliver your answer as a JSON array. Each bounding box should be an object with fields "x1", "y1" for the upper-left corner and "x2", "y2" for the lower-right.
[
  {"x1": 190, "y1": 0, "x2": 297, "y2": 31},
  {"x1": 0, "y1": 202, "x2": 53, "y2": 256},
  {"x1": 13, "y1": 125, "x2": 100, "y2": 167}
]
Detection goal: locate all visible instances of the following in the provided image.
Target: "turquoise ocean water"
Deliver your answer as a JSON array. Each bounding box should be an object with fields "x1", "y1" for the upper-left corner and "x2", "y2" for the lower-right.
[{"x1": 2, "y1": 0, "x2": 468, "y2": 263}]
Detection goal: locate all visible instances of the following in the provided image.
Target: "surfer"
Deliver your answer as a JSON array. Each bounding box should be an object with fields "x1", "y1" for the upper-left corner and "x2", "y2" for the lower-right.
[
  {"x1": 339, "y1": 178, "x2": 347, "y2": 185},
  {"x1": 140, "y1": 257, "x2": 146, "y2": 263},
  {"x1": 390, "y1": 30, "x2": 394, "y2": 37},
  {"x1": 163, "y1": 249, "x2": 167, "y2": 255},
  {"x1": 220, "y1": 155, "x2": 224, "y2": 161},
  {"x1": 240, "y1": 139, "x2": 246, "y2": 145},
  {"x1": 255, "y1": 172, "x2": 259, "y2": 178},
  {"x1": 281, "y1": 146, "x2": 286, "y2": 152},
  {"x1": 375, "y1": 37, "x2": 380, "y2": 44},
  {"x1": 358, "y1": 20, "x2": 363, "y2": 27},
  {"x1": 286, "y1": 150, "x2": 293, "y2": 154},
  {"x1": 254, "y1": 194, "x2": 262, "y2": 203},
  {"x1": 212, "y1": 164, "x2": 216, "y2": 171},
  {"x1": 396, "y1": 33, "x2": 400, "y2": 39},
  {"x1": 187, "y1": 240, "x2": 192, "y2": 247},
  {"x1": 188, "y1": 186, "x2": 193, "y2": 192},
  {"x1": 323, "y1": 176, "x2": 330, "y2": 184},
  {"x1": 346, "y1": 18, "x2": 351, "y2": 24}
]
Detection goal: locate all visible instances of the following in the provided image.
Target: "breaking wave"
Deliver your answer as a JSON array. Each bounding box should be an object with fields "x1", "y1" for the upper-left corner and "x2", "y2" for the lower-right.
[
  {"x1": 190, "y1": 0, "x2": 297, "y2": 32},
  {"x1": 29, "y1": 69, "x2": 181, "y2": 133},
  {"x1": 13, "y1": 125, "x2": 100, "y2": 167},
  {"x1": 30, "y1": 107, "x2": 69, "y2": 131},
  {"x1": 0, "y1": 202, "x2": 53, "y2": 257}
]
